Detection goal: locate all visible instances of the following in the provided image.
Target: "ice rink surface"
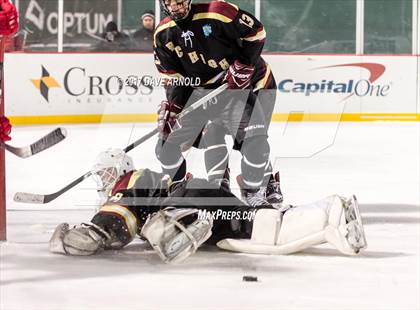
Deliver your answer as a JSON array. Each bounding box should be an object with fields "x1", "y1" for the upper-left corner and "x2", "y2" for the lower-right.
[{"x1": 1, "y1": 121, "x2": 419, "y2": 310}]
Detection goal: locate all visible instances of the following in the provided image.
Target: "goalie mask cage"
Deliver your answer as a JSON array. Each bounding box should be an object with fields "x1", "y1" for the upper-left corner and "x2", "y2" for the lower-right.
[{"x1": 1, "y1": 37, "x2": 7, "y2": 241}]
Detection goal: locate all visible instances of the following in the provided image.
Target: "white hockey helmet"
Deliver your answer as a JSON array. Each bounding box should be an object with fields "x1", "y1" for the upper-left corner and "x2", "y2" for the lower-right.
[
  {"x1": 91, "y1": 148, "x2": 134, "y2": 199},
  {"x1": 160, "y1": 0, "x2": 192, "y2": 21}
]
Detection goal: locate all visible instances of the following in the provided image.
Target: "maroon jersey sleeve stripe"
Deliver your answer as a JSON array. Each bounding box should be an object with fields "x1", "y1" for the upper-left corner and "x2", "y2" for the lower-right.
[
  {"x1": 195, "y1": 2, "x2": 238, "y2": 20},
  {"x1": 244, "y1": 26, "x2": 265, "y2": 38},
  {"x1": 111, "y1": 171, "x2": 134, "y2": 196},
  {"x1": 156, "y1": 16, "x2": 173, "y2": 28}
]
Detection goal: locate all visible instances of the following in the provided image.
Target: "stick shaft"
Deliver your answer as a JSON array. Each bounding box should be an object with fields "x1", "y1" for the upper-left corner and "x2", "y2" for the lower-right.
[{"x1": 14, "y1": 85, "x2": 227, "y2": 204}]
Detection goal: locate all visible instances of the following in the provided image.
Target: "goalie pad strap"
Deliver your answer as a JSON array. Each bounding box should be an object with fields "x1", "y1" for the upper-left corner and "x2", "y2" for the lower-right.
[{"x1": 168, "y1": 212, "x2": 199, "y2": 251}]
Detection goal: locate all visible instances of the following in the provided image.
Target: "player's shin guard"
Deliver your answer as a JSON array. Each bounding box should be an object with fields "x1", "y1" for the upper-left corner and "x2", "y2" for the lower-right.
[
  {"x1": 217, "y1": 195, "x2": 367, "y2": 255},
  {"x1": 238, "y1": 136, "x2": 271, "y2": 207},
  {"x1": 240, "y1": 136, "x2": 269, "y2": 189},
  {"x1": 205, "y1": 143, "x2": 229, "y2": 183},
  {"x1": 156, "y1": 140, "x2": 186, "y2": 183},
  {"x1": 204, "y1": 123, "x2": 229, "y2": 184}
]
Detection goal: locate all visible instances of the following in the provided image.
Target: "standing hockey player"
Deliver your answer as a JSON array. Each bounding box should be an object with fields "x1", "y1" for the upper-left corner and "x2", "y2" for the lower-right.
[
  {"x1": 50, "y1": 149, "x2": 367, "y2": 263},
  {"x1": 154, "y1": 0, "x2": 278, "y2": 207}
]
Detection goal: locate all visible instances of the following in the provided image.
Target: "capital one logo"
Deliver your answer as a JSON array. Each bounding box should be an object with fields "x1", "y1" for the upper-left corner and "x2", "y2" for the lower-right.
[{"x1": 278, "y1": 63, "x2": 391, "y2": 99}]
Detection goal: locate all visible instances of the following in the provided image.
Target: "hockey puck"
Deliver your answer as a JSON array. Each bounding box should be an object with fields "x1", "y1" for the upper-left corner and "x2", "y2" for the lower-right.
[{"x1": 242, "y1": 275, "x2": 258, "y2": 282}]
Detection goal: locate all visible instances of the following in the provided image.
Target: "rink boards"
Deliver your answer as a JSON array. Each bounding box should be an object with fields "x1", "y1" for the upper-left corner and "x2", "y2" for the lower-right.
[{"x1": 4, "y1": 53, "x2": 420, "y2": 124}]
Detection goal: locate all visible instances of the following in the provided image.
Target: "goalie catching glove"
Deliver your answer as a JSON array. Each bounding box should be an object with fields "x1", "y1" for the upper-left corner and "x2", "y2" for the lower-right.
[
  {"x1": 157, "y1": 101, "x2": 182, "y2": 136},
  {"x1": 224, "y1": 60, "x2": 255, "y2": 89},
  {"x1": 0, "y1": 0, "x2": 18, "y2": 36}
]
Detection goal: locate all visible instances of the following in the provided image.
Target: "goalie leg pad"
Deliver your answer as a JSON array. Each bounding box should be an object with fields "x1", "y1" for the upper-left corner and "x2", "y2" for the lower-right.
[
  {"x1": 141, "y1": 208, "x2": 213, "y2": 263},
  {"x1": 325, "y1": 195, "x2": 367, "y2": 255},
  {"x1": 217, "y1": 202, "x2": 326, "y2": 254},
  {"x1": 49, "y1": 223, "x2": 110, "y2": 256},
  {"x1": 217, "y1": 195, "x2": 367, "y2": 255}
]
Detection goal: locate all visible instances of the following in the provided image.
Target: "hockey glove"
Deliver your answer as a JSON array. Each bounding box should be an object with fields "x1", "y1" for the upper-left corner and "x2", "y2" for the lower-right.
[
  {"x1": 224, "y1": 60, "x2": 255, "y2": 89},
  {"x1": 0, "y1": 116, "x2": 12, "y2": 142},
  {"x1": 157, "y1": 101, "x2": 182, "y2": 136},
  {"x1": 0, "y1": 0, "x2": 19, "y2": 36}
]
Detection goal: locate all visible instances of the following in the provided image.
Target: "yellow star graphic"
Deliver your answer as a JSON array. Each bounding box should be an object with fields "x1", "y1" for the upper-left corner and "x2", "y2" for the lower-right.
[{"x1": 31, "y1": 76, "x2": 61, "y2": 89}]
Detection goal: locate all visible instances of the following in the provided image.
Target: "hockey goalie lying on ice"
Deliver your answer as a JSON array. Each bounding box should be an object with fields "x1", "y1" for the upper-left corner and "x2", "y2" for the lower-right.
[{"x1": 49, "y1": 149, "x2": 367, "y2": 263}]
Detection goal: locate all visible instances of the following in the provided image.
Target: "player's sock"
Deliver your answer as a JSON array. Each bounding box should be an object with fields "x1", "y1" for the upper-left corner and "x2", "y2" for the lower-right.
[
  {"x1": 157, "y1": 141, "x2": 187, "y2": 183},
  {"x1": 240, "y1": 136, "x2": 269, "y2": 190},
  {"x1": 204, "y1": 122, "x2": 229, "y2": 184},
  {"x1": 238, "y1": 136, "x2": 271, "y2": 207},
  {"x1": 204, "y1": 143, "x2": 229, "y2": 183}
]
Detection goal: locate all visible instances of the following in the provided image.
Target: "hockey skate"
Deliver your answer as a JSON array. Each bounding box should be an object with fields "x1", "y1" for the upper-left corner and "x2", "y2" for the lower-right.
[
  {"x1": 209, "y1": 167, "x2": 231, "y2": 191},
  {"x1": 342, "y1": 195, "x2": 367, "y2": 253},
  {"x1": 236, "y1": 175, "x2": 271, "y2": 208},
  {"x1": 266, "y1": 172, "x2": 283, "y2": 207}
]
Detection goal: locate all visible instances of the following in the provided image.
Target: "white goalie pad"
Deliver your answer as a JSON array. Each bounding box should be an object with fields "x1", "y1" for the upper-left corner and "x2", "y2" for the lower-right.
[
  {"x1": 217, "y1": 195, "x2": 367, "y2": 256},
  {"x1": 141, "y1": 208, "x2": 213, "y2": 263}
]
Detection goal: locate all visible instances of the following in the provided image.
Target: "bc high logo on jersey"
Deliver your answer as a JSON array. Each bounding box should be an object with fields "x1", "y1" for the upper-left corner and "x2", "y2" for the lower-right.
[
  {"x1": 202, "y1": 24, "x2": 212, "y2": 38},
  {"x1": 181, "y1": 30, "x2": 195, "y2": 48}
]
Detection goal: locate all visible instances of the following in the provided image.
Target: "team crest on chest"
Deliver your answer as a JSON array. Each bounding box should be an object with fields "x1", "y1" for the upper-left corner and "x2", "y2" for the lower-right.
[
  {"x1": 181, "y1": 30, "x2": 195, "y2": 48},
  {"x1": 202, "y1": 24, "x2": 212, "y2": 38}
]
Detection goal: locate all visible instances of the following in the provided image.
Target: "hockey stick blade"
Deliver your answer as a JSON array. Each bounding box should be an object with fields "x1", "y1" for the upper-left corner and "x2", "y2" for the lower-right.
[
  {"x1": 12, "y1": 129, "x2": 158, "y2": 204},
  {"x1": 2, "y1": 127, "x2": 67, "y2": 158},
  {"x1": 14, "y1": 172, "x2": 93, "y2": 204},
  {"x1": 13, "y1": 84, "x2": 226, "y2": 204},
  {"x1": 13, "y1": 192, "x2": 45, "y2": 204}
]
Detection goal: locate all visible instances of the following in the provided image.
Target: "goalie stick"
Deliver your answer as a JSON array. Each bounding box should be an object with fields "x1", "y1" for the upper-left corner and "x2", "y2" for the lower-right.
[
  {"x1": 1, "y1": 127, "x2": 67, "y2": 158},
  {"x1": 14, "y1": 83, "x2": 228, "y2": 204}
]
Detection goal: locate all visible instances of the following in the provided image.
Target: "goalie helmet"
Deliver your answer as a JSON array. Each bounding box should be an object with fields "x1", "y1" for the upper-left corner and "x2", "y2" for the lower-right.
[
  {"x1": 91, "y1": 148, "x2": 134, "y2": 199},
  {"x1": 160, "y1": 0, "x2": 192, "y2": 21}
]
